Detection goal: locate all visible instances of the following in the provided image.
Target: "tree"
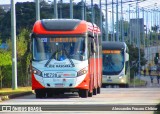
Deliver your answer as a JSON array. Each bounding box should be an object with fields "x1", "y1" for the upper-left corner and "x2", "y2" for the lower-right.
[
  {"x1": 16, "y1": 28, "x2": 31, "y2": 86},
  {"x1": 128, "y1": 44, "x2": 147, "y2": 79}
]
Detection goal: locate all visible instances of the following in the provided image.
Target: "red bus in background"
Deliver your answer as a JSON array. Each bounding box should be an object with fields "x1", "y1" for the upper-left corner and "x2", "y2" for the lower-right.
[{"x1": 30, "y1": 19, "x2": 102, "y2": 98}]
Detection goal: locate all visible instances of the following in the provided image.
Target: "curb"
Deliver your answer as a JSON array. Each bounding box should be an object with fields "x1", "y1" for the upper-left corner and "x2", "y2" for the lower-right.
[{"x1": 0, "y1": 91, "x2": 33, "y2": 101}]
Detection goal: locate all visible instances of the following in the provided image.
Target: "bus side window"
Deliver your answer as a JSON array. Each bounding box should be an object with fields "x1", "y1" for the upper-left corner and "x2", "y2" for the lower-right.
[{"x1": 91, "y1": 38, "x2": 96, "y2": 54}]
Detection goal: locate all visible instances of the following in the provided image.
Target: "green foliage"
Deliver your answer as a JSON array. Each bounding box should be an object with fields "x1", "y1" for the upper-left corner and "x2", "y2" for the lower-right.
[
  {"x1": 1, "y1": 65, "x2": 12, "y2": 87},
  {"x1": 16, "y1": 28, "x2": 31, "y2": 86},
  {"x1": 127, "y1": 44, "x2": 147, "y2": 79},
  {"x1": 0, "y1": 1, "x2": 104, "y2": 41},
  {"x1": 151, "y1": 25, "x2": 159, "y2": 32},
  {"x1": 17, "y1": 29, "x2": 29, "y2": 58},
  {"x1": 0, "y1": 48, "x2": 12, "y2": 88},
  {"x1": 0, "y1": 28, "x2": 31, "y2": 87},
  {"x1": 0, "y1": 50, "x2": 12, "y2": 66}
]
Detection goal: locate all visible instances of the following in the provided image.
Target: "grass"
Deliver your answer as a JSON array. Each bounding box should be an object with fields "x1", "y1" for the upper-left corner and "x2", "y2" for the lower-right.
[
  {"x1": 130, "y1": 78, "x2": 146, "y2": 87},
  {"x1": 0, "y1": 86, "x2": 32, "y2": 96}
]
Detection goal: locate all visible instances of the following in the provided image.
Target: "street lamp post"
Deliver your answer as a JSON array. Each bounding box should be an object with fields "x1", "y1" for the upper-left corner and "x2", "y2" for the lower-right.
[
  {"x1": 11, "y1": 0, "x2": 17, "y2": 90},
  {"x1": 54, "y1": 0, "x2": 58, "y2": 18},
  {"x1": 100, "y1": 0, "x2": 103, "y2": 39},
  {"x1": 91, "y1": 0, "x2": 94, "y2": 24},
  {"x1": 59, "y1": 0, "x2": 63, "y2": 18},
  {"x1": 121, "y1": 0, "x2": 124, "y2": 42},
  {"x1": 70, "y1": 0, "x2": 73, "y2": 19},
  {"x1": 36, "y1": 0, "x2": 40, "y2": 20},
  {"x1": 112, "y1": 0, "x2": 114, "y2": 41},
  {"x1": 105, "y1": 0, "x2": 108, "y2": 41},
  {"x1": 129, "y1": 4, "x2": 131, "y2": 44},
  {"x1": 116, "y1": 0, "x2": 119, "y2": 42},
  {"x1": 136, "y1": 1, "x2": 141, "y2": 77},
  {"x1": 81, "y1": 0, "x2": 84, "y2": 20}
]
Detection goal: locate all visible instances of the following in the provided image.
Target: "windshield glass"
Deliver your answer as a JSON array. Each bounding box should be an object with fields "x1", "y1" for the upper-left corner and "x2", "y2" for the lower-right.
[
  {"x1": 33, "y1": 37, "x2": 87, "y2": 61},
  {"x1": 102, "y1": 50, "x2": 124, "y2": 75}
]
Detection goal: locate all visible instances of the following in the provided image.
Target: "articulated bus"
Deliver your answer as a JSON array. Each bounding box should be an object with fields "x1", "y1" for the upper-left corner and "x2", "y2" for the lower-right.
[
  {"x1": 102, "y1": 41, "x2": 130, "y2": 87},
  {"x1": 30, "y1": 19, "x2": 102, "y2": 98}
]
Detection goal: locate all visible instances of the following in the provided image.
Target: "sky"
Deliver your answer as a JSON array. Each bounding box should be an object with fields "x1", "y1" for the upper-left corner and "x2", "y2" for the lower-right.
[{"x1": 1, "y1": 0, "x2": 160, "y2": 9}]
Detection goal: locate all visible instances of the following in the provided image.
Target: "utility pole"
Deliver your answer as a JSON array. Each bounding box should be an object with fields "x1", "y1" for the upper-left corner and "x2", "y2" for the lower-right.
[
  {"x1": 84, "y1": 0, "x2": 86, "y2": 20},
  {"x1": 54, "y1": 0, "x2": 58, "y2": 18},
  {"x1": 136, "y1": 1, "x2": 141, "y2": 77},
  {"x1": 59, "y1": 0, "x2": 63, "y2": 18},
  {"x1": 91, "y1": 0, "x2": 94, "y2": 23},
  {"x1": 112, "y1": 0, "x2": 114, "y2": 41},
  {"x1": 70, "y1": 0, "x2": 73, "y2": 19},
  {"x1": 116, "y1": 0, "x2": 119, "y2": 42},
  {"x1": 36, "y1": 0, "x2": 40, "y2": 20},
  {"x1": 129, "y1": 4, "x2": 131, "y2": 44},
  {"x1": 11, "y1": 0, "x2": 17, "y2": 90},
  {"x1": 121, "y1": 0, "x2": 124, "y2": 42},
  {"x1": 142, "y1": 8, "x2": 145, "y2": 49},
  {"x1": 81, "y1": 0, "x2": 84, "y2": 20},
  {"x1": 105, "y1": 0, "x2": 108, "y2": 41},
  {"x1": 100, "y1": 0, "x2": 103, "y2": 39}
]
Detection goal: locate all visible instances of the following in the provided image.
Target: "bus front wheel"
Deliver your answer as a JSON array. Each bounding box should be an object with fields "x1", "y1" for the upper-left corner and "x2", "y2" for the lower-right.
[
  {"x1": 79, "y1": 89, "x2": 88, "y2": 98},
  {"x1": 35, "y1": 89, "x2": 46, "y2": 98},
  {"x1": 97, "y1": 87, "x2": 101, "y2": 94}
]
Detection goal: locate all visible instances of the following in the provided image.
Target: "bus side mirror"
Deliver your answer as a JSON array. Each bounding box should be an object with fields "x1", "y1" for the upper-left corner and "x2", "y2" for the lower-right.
[
  {"x1": 29, "y1": 33, "x2": 32, "y2": 38},
  {"x1": 125, "y1": 53, "x2": 129, "y2": 61}
]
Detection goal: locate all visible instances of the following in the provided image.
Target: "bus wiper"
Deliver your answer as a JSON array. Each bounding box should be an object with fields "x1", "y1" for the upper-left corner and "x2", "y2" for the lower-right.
[
  {"x1": 44, "y1": 51, "x2": 57, "y2": 67},
  {"x1": 45, "y1": 49, "x2": 75, "y2": 67},
  {"x1": 63, "y1": 48, "x2": 75, "y2": 67}
]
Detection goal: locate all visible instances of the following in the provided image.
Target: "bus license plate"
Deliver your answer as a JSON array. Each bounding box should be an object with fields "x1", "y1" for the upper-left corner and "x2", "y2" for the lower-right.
[
  {"x1": 55, "y1": 83, "x2": 63, "y2": 87},
  {"x1": 107, "y1": 79, "x2": 112, "y2": 82}
]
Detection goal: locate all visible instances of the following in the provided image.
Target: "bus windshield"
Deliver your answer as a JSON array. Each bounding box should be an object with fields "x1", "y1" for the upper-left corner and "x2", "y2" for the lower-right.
[
  {"x1": 33, "y1": 37, "x2": 87, "y2": 62},
  {"x1": 102, "y1": 50, "x2": 124, "y2": 75}
]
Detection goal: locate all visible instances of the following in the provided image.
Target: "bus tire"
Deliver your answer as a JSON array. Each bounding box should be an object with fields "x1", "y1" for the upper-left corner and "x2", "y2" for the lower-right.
[
  {"x1": 88, "y1": 91, "x2": 93, "y2": 97},
  {"x1": 102, "y1": 84, "x2": 106, "y2": 88},
  {"x1": 125, "y1": 84, "x2": 129, "y2": 88},
  {"x1": 79, "y1": 89, "x2": 88, "y2": 98},
  {"x1": 35, "y1": 89, "x2": 46, "y2": 98},
  {"x1": 97, "y1": 87, "x2": 100, "y2": 94},
  {"x1": 93, "y1": 88, "x2": 97, "y2": 95}
]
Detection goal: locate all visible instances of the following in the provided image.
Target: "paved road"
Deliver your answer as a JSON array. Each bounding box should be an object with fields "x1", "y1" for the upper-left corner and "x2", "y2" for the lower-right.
[
  {"x1": 1, "y1": 86, "x2": 160, "y2": 114},
  {"x1": 139, "y1": 75, "x2": 160, "y2": 87}
]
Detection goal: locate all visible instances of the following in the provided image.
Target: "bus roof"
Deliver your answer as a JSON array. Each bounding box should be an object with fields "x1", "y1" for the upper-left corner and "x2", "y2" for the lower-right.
[
  {"x1": 102, "y1": 41, "x2": 126, "y2": 50},
  {"x1": 32, "y1": 19, "x2": 100, "y2": 35}
]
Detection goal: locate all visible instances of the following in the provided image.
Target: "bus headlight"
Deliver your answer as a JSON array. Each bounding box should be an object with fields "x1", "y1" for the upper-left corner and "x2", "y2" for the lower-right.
[
  {"x1": 77, "y1": 67, "x2": 88, "y2": 77},
  {"x1": 32, "y1": 67, "x2": 42, "y2": 77},
  {"x1": 121, "y1": 79, "x2": 124, "y2": 83}
]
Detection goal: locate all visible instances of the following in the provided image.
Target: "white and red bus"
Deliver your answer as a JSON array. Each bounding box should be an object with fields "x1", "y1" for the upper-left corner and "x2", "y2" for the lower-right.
[{"x1": 30, "y1": 19, "x2": 102, "y2": 98}]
